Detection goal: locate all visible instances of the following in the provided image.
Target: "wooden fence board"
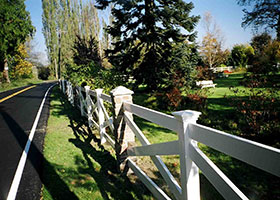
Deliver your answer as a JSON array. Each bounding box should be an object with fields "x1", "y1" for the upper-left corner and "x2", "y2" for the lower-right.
[
  {"x1": 127, "y1": 159, "x2": 172, "y2": 200},
  {"x1": 123, "y1": 102, "x2": 178, "y2": 132},
  {"x1": 101, "y1": 93, "x2": 112, "y2": 103},
  {"x1": 190, "y1": 123, "x2": 280, "y2": 177},
  {"x1": 189, "y1": 143, "x2": 248, "y2": 200},
  {"x1": 127, "y1": 140, "x2": 179, "y2": 156},
  {"x1": 125, "y1": 113, "x2": 182, "y2": 199}
]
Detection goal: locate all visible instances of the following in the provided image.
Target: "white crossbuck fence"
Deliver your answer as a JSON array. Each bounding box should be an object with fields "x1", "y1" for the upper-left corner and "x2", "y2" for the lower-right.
[{"x1": 60, "y1": 79, "x2": 280, "y2": 200}]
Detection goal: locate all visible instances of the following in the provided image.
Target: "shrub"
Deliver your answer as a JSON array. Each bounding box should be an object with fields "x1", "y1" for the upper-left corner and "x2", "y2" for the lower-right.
[
  {"x1": 10, "y1": 44, "x2": 33, "y2": 79},
  {"x1": 38, "y1": 67, "x2": 50, "y2": 80},
  {"x1": 230, "y1": 76, "x2": 280, "y2": 136},
  {"x1": 166, "y1": 87, "x2": 182, "y2": 109},
  {"x1": 196, "y1": 66, "x2": 215, "y2": 80},
  {"x1": 181, "y1": 89, "x2": 209, "y2": 112}
]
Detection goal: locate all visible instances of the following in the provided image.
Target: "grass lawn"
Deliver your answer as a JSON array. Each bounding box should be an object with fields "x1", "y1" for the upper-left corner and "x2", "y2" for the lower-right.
[
  {"x1": 194, "y1": 73, "x2": 280, "y2": 143},
  {"x1": 132, "y1": 72, "x2": 280, "y2": 199},
  {"x1": 43, "y1": 75, "x2": 279, "y2": 200},
  {"x1": 134, "y1": 117, "x2": 280, "y2": 200},
  {"x1": 0, "y1": 78, "x2": 44, "y2": 93},
  {"x1": 42, "y1": 86, "x2": 154, "y2": 200}
]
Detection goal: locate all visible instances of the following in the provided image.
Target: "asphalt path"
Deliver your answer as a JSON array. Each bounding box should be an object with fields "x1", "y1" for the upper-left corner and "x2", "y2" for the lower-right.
[{"x1": 0, "y1": 82, "x2": 56, "y2": 200}]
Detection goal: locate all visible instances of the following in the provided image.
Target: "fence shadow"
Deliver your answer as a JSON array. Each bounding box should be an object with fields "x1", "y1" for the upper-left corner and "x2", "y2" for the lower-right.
[
  {"x1": 57, "y1": 84, "x2": 280, "y2": 200},
  {"x1": 54, "y1": 87, "x2": 152, "y2": 199}
]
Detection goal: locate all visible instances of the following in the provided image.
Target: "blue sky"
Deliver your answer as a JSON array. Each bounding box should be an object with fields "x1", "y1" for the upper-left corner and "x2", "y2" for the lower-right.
[
  {"x1": 191, "y1": 0, "x2": 253, "y2": 48},
  {"x1": 25, "y1": 0, "x2": 255, "y2": 62}
]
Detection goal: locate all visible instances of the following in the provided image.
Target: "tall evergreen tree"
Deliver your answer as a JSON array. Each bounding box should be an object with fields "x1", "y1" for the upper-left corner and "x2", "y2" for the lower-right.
[
  {"x1": 0, "y1": 0, "x2": 34, "y2": 83},
  {"x1": 237, "y1": 0, "x2": 280, "y2": 40},
  {"x1": 96, "y1": 0, "x2": 199, "y2": 91}
]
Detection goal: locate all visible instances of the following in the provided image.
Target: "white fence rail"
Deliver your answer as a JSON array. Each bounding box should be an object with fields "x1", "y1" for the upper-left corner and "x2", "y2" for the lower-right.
[
  {"x1": 214, "y1": 66, "x2": 233, "y2": 73},
  {"x1": 59, "y1": 79, "x2": 280, "y2": 200}
]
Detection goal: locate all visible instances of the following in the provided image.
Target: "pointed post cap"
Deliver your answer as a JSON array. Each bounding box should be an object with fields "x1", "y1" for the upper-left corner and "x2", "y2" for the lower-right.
[
  {"x1": 172, "y1": 110, "x2": 201, "y2": 122},
  {"x1": 95, "y1": 88, "x2": 103, "y2": 94},
  {"x1": 110, "y1": 86, "x2": 134, "y2": 96}
]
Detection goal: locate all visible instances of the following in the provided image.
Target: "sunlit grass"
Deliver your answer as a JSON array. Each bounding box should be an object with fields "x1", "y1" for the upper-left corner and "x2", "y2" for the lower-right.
[
  {"x1": 133, "y1": 72, "x2": 280, "y2": 199},
  {"x1": 42, "y1": 86, "x2": 154, "y2": 200},
  {"x1": 0, "y1": 78, "x2": 43, "y2": 92},
  {"x1": 43, "y1": 75, "x2": 279, "y2": 200}
]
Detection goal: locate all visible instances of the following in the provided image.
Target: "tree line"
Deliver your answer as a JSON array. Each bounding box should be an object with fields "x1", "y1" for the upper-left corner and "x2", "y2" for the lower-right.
[
  {"x1": 41, "y1": 0, "x2": 280, "y2": 92},
  {"x1": 1, "y1": 0, "x2": 280, "y2": 89},
  {"x1": 200, "y1": 12, "x2": 280, "y2": 76},
  {"x1": 0, "y1": 0, "x2": 34, "y2": 83}
]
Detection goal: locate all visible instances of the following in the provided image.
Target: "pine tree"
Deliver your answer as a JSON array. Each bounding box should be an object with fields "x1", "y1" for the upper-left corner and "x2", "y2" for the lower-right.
[{"x1": 96, "y1": 0, "x2": 200, "y2": 91}]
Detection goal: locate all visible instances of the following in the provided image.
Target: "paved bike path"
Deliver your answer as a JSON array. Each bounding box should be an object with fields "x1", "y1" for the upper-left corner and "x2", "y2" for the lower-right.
[{"x1": 0, "y1": 82, "x2": 55, "y2": 200}]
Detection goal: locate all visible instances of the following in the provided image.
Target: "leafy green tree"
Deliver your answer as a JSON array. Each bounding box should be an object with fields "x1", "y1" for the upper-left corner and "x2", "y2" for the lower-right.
[
  {"x1": 68, "y1": 34, "x2": 119, "y2": 91},
  {"x1": 244, "y1": 44, "x2": 255, "y2": 65},
  {"x1": 42, "y1": 0, "x2": 101, "y2": 79},
  {"x1": 230, "y1": 44, "x2": 254, "y2": 68},
  {"x1": 10, "y1": 43, "x2": 33, "y2": 79},
  {"x1": 248, "y1": 33, "x2": 280, "y2": 74},
  {"x1": 263, "y1": 40, "x2": 280, "y2": 71},
  {"x1": 250, "y1": 33, "x2": 272, "y2": 56},
  {"x1": 237, "y1": 0, "x2": 280, "y2": 40},
  {"x1": 200, "y1": 12, "x2": 229, "y2": 69},
  {"x1": 67, "y1": 34, "x2": 101, "y2": 85},
  {"x1": 72, "y1": 35, "x2": 101, "y2": 67},
  {"x1": 0, "y1": 0, "x2": 34, "y2": 83},
  {"x1": 250, "y1": 39, "x2": 280, "y2": 74},
  {"x1": 42, "y1": 0, "x2": 59, "y2": 78},
  {"x1": 96, "y1": 0, "x2": 200, "y2": 91}
]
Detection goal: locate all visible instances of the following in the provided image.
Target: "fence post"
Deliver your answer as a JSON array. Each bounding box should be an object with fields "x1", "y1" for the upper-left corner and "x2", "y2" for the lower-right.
[
  {"x1": 95, "y1": 89, "x2": 106, "y2": 144},
  {"x1": 66, "y1": 81, "x2": 70, "y2": 97},
  {"x1": 78, "y1": 86, "x2": 85, "y2": 117},
  {"x1": 68, "y1": 82, "x2": 71, "y2": 100},
  {"x1": 110, "y1": 86, "x2": 135, "y2": 168},
  {"x1": 62, "y1": 80, "x2": 65, "y2": 94},
  {"x1": 68, "y1": 82, "x2": 72, "y2": 104},
  {"x1": 172, "y1": 110, "x2": 201, "y2": 200},
  {"x1": 69, "y1": 83, "x2": 74, "y2": 106},
  {"x1": 85, "y1": 86, "x2": 93, "y2": 127}
]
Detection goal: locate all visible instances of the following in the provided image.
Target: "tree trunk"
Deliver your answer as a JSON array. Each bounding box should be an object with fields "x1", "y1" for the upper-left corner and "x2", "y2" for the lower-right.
[
  {"x1": 277, "y1": 14, "x2": 280, "y2": 41},
  {"x1": 144, "y1": 0, "x2": 155, "y2": 35},
  {"x1": 54, "y1": 58, "x2": 58, "y2": 79},
  {"x1": 3, "y1": 58, "x2": 10, "y2": 83}
]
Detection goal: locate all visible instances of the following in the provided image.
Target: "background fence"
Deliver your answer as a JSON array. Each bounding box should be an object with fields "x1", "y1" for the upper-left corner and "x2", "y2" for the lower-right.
[{"x1": 60, "y1": 79, "x2": 280, "y2": 200}]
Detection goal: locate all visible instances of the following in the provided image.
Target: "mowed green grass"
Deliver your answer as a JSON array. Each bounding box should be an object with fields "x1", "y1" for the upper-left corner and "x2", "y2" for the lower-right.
[
  {"x1": 134, "y1": 116, "x2": 280, "y2": 200},
  {"x1": 43, "y1": 78, "x2": 280, "y2": 200},
  {"x1": 0, "y1": 78, "x2": 43, "y2": 92},
  {"x1": 42, "y1": 86, "x2": 154, "y2": 200},
  {"x1": 133, "y1": 72, "x2": 280, "y2": 199},
  {"x1": 206, "y1": 73, "x2": 246, "y2": 111}
]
